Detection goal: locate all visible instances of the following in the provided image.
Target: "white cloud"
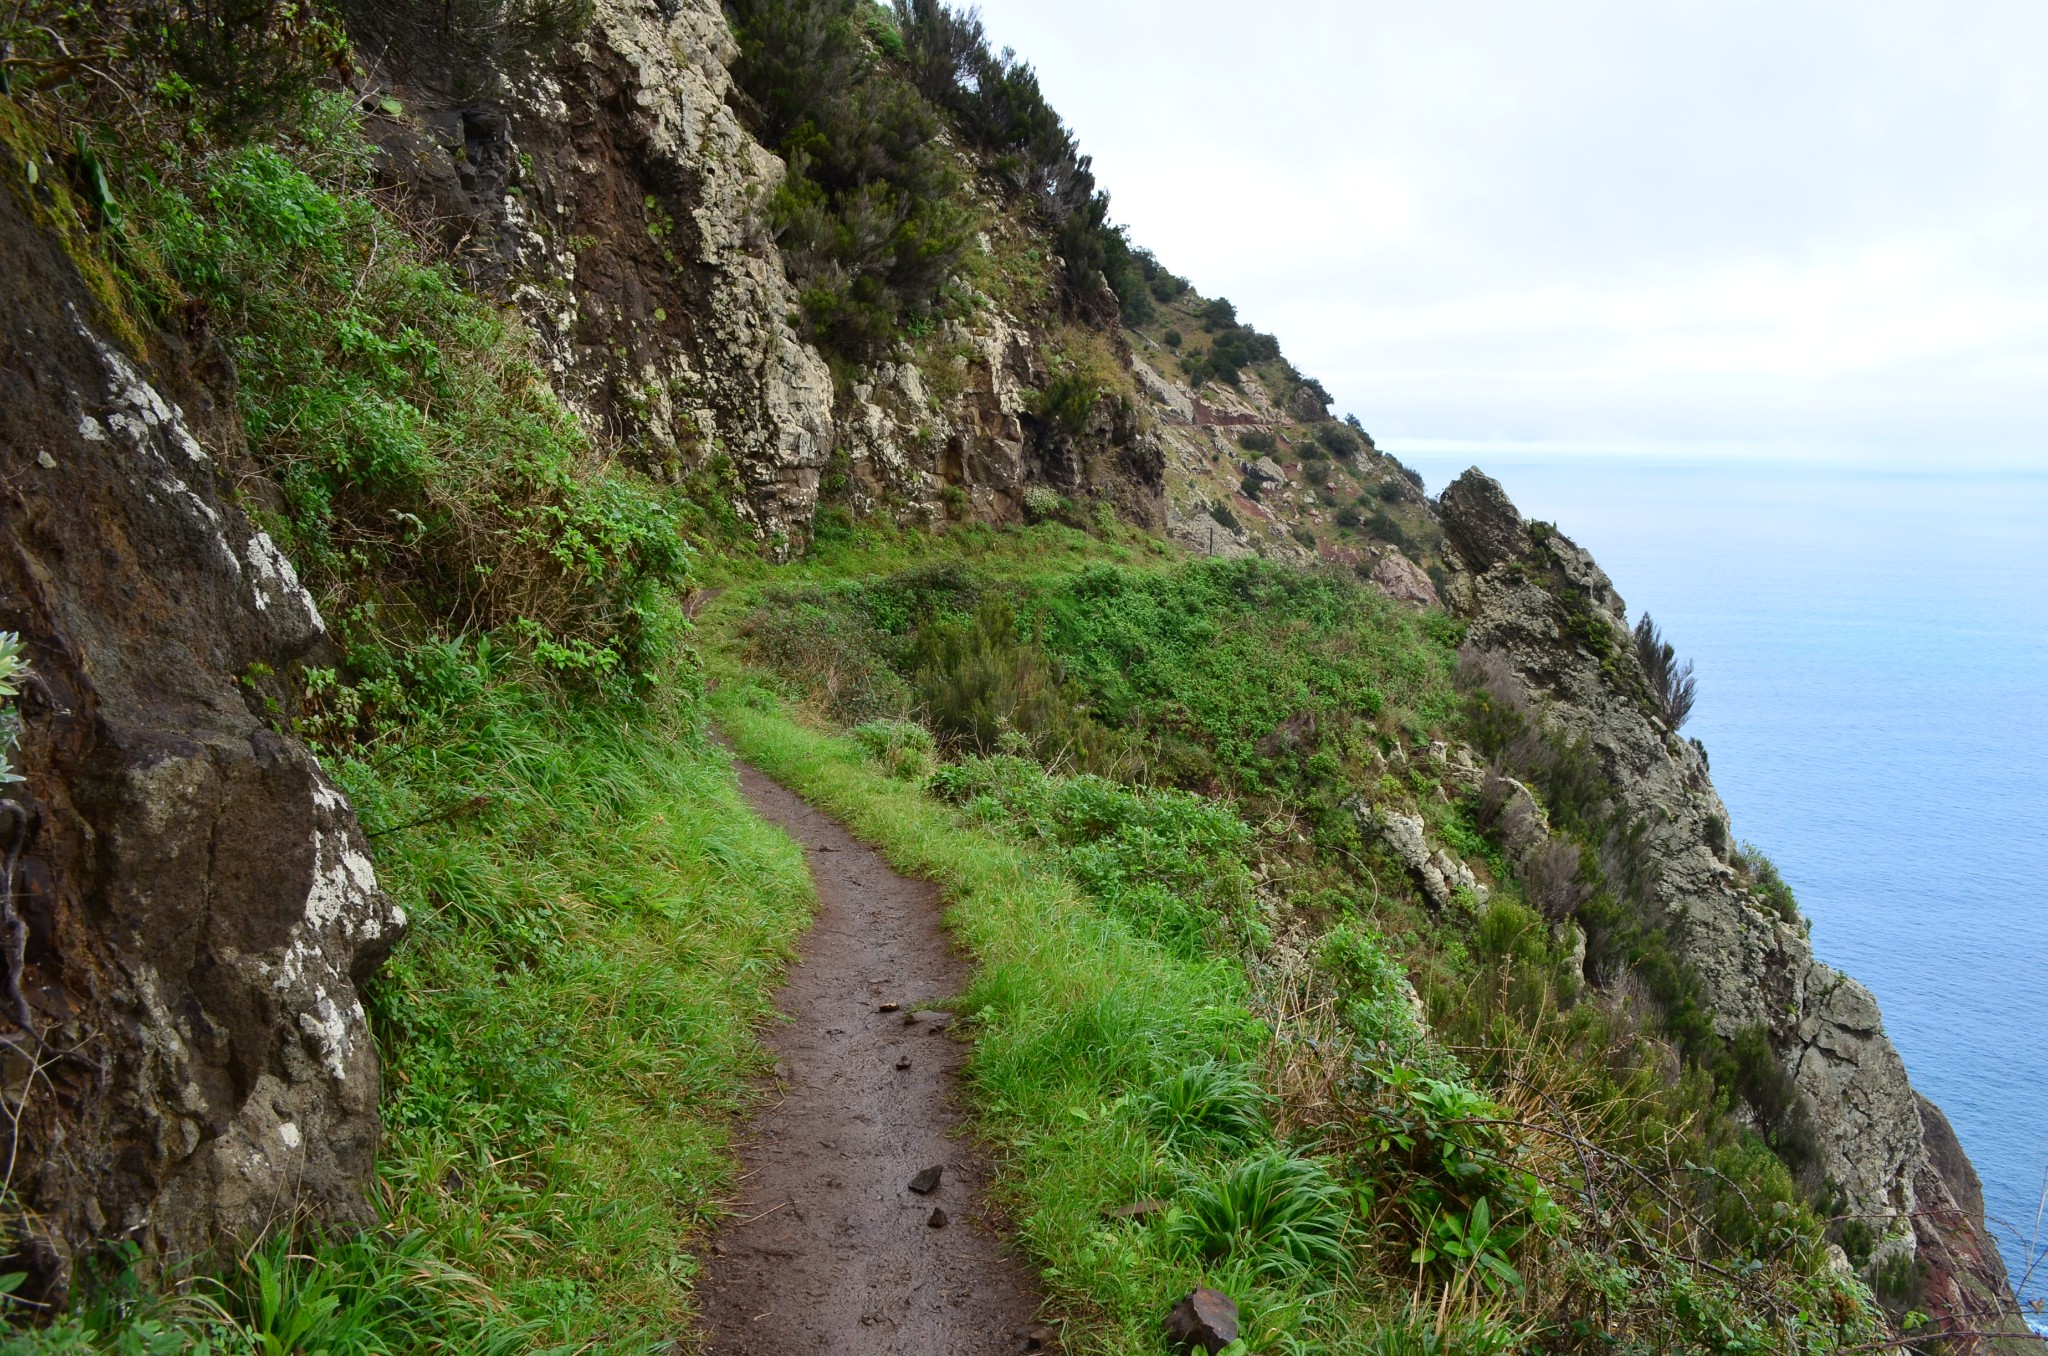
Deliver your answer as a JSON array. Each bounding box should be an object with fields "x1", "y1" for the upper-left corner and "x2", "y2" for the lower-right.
[{"x1": 972, "y1": 0, "x2": 2048, "y2": 466}]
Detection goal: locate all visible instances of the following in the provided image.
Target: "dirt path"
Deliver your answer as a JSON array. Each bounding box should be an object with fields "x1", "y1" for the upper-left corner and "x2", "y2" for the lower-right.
[{"x1": 696, "y1": 758, "x2": 1048, "y2": 1355}]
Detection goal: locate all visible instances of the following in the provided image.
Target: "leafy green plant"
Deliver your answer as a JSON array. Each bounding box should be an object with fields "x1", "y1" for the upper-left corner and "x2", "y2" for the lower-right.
[
  {"x1": 0, "y1": 634, "x2": 24, "y2": 786},
  {"x1": 1172, "y1": 1151, "x2": 1353, "y2": 1278},
  {"x1": 1138, "y1": 1060, "x2": 1270, "y2": 1149},
  {"x1": 129, "y1": 117, "x2": 689, "y2": 693},
  {"x1": 852, "y1": 718, "x2": 937, "y2": 780},
  {"x1": 1413, "y1": 1196, "x2": 1524, "y2": 1298}
]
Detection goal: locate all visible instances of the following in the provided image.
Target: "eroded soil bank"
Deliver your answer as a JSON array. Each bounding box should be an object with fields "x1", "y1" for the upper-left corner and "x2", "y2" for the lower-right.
[{"x1": 696, "y1": 759, "x2": 1048, "y2": 1354}]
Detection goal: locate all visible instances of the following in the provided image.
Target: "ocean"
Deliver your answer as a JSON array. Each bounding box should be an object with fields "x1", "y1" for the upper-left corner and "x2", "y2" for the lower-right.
[{"x1": 1400, "y1": 454, "x2": 2048, "y2": 1317}]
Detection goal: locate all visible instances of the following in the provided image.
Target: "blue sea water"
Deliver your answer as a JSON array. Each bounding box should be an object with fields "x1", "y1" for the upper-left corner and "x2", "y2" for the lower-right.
[{"x1": 1401, "y1": 454, "x2": 2048, "y2": 1316}]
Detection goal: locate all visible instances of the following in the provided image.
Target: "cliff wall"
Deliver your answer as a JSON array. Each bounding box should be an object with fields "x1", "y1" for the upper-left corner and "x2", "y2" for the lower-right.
[
  {"x1": 0, "y1": 164, "x2": 401, "y2": 1301},
  {"x1": 1432, "y1": 468, "x2": 2034, "y2": 1344},
  {"x1": 349, "y1": 0, "x2": 1163, "y2": 551}
]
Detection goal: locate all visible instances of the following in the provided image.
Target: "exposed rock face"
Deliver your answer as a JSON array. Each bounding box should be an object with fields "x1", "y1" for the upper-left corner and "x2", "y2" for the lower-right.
[
  {"x1": 1369, "y1": 551, "x2": 1439, "y2": 608},
  {"x1": 1435, "y1": 467, "x2": 2035, "y2": 1343},
  {"x1": 351, "y1": 0, "x2": 1162, "y2": 549},
  {"x1": 0, "y1": 180, "x2": 401, "y2": 1299},
  {"x1": 356, "y1": 0, "x2": 836, "y2": 553}
]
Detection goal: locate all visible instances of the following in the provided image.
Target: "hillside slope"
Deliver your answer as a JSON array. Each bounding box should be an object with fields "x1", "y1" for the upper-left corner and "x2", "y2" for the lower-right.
[{"x1": 0, "y1": 0, "x2": 2034, "y2": 1350}]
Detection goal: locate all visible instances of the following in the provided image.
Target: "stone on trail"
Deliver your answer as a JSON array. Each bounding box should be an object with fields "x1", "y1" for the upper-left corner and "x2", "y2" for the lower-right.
[
  {"x1": 908, "y1": 1165, "x2": 944, "y2": 1195},
  {"x1": 926, "y1": 1208, "x2": 948, "y2": 1228},
  {"x1": 895, "y1": 1055, "x2": 912, "y2": 1070},
  {"x1": 1163, "y1": 1287, "x2": 1239, "y2": 1353},
  {"x1": 1018, "y1": 1322, "x2": 1060, "y2": 1351}
]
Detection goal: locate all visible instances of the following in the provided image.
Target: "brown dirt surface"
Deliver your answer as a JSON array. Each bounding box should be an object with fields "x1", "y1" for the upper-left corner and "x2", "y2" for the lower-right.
[{"x1": 696, "y1": 759, "x2": 1049, "y2": 1354}]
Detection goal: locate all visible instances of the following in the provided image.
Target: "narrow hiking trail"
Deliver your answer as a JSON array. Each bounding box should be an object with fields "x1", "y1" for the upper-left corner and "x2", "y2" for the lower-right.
[{"x1": 697, "y1": 759, "x2": 1050, "y2": 1355}]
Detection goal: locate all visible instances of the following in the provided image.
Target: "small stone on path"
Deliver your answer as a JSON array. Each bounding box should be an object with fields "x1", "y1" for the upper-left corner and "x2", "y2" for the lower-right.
[
  {"x1": 1163, "y1": 1288, "x2": 1239, "y2": 1354},
  {"x1": 927, "y1": 1208, "x2": 948, "y2": 1228},
  {"x1": 907, "y1": 1165, "x2": 943, "y2": 1195}
]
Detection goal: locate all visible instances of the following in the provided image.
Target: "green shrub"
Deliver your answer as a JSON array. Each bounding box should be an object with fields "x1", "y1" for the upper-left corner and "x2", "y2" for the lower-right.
[
  {"x1": 129, "y1": 118, "x2": 687, "y2": 689},
  {"x1": 852, "y1": 718, "x2": 937, "y2": 779},
  {"x1": 1318, "y1": 925, "x2": 1424, "y2": 1051},
  {"x1": 741, "y1": 589, "x2": 913, "y2": 723},
  {"x1": 1032, "y1": 369, "x2": 1102, "y2": 437},
  {"x1": 911, "y1": 596, "x2": 1099, "y2": 762},
  {"x1": 1172, "y1": 1151, "x2": 1352, "y2": 1278},
  {"x1": 1731, "y1": 841, "x2": 1799, "y2": 923},
  {"x1": 729, "y1": 0, "x2": 972, "y2": 360},
  {"x1": 1162, "y1": 327, "x2": 1182, "y2": 348},
  {"x1": 1237, "y1": 430, "x2": 1276, "y2": 455},
  {"x1": 1315, "y1": 423, "x2": 1363, "y2": 460},
  {"x1": 0, "y1": 634, "x2": 24, "y2": 786},
  {"x1": 1138, "y1": 1060, "x2": 1270, "y2": 1149}
]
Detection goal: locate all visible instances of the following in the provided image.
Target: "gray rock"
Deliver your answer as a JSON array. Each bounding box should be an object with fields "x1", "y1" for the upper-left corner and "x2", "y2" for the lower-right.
[
  {"x1": 1369, "y1": 551, "x2": 1440, "y2": 608},
  {"x1": 1285, "y1": 382, "x2": 1330, "y2": 422},
  {"x1": 1438, "y1": 468, "x2": 1530, "y2": 573}
]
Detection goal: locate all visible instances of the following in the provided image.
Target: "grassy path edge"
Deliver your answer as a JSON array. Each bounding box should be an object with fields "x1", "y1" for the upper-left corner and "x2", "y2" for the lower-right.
[{"x1": 711, "y1": 690, "x2": 1265, "y2": 1354}]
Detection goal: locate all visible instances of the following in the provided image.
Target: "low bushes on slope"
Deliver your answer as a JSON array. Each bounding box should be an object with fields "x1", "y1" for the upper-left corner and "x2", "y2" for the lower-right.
[{"x1": 714, "y1": 542, "x2": 1888, "y2": 1353}]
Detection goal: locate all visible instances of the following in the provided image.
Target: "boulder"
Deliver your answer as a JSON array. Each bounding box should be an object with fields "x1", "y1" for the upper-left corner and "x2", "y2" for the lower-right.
[
  {"x1": 1437, "y1": 468, "x2": 1530, "y2": 573},
  {"x1": 1285, "y1": 383, "x2": 1330, "y2": 422},
  {"x1": 1369, "y1": 552, "x2": 1440, "y2": 608}
]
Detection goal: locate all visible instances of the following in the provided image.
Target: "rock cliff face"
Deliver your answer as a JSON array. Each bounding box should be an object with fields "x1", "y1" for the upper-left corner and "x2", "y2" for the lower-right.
[
  {"x1": 350, "y1": 0, "x2": 1163, "y2": 550},
  {"x1": 1435, "y1": 468, "x2": 2034, "y2": 1343},
  {"x1": 0, "y1": 176, "x2": 402, "y2": 1300}
]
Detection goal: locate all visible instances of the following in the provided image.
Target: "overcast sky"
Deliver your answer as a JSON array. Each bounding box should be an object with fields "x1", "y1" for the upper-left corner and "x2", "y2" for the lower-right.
[{"x1": 972, "y1": 1, "x2": 2048, "y2": 466}]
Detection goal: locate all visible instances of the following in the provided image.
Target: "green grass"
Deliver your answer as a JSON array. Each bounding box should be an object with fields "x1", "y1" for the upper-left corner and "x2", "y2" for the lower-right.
[
  {"x1": 710, "y1": 687, "x2": 1563, "y2": 1354},
  {"x1": 5, "y1": 669, "x2": 813, "y2": 1353},
  {"x1": 336, "y1": 669, "x2": 813, "y2": 1346},
  {"x1": 714, "y1": 688, "x2": 1269, "y2": 1351}
]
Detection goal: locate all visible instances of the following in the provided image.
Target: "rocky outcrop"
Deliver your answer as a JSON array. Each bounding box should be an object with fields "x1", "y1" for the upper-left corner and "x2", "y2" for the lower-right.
[
  {"x1": 354, "y1": 0, "x2": 836, "y2": 552},
  {"x1": 0, "y1": 178, "x2": 401, "y2": 1300},
  {"x1": 350, "y1": 0, "x2": 1162, "y2": 550},
  {"x1": 1435, "y1": 468, "x2": 2036, "y2": 1345}
]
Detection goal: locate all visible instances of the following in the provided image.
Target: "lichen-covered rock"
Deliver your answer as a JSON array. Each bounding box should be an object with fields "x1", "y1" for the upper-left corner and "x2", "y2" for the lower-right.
[
  {"x1": 0, "y1": 180, "x2": 399, "y2": 1300},
  {"x1": 352, "y1": 0, "x2": 1163, "y2": 547},
  {"x1": 1369, "y1": 550, "x2": 1440, "y2": 608},
  {"x1": 358, "y1": 0, "x2": 836, "y2": 553},
  {"x1": 1434, "y1": 467, "x2": 2033, "y2": 1338}
]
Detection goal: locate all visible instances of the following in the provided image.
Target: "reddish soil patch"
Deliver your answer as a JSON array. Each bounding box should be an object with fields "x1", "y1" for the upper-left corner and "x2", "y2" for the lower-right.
[{"x1": 696, "y1": 759, "x2": 1048, "y2": 1354}]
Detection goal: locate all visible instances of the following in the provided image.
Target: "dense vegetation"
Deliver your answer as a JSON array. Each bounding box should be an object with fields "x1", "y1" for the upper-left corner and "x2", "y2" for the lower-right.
[
  {"x1": 717, "y1": 528, "x2": 1887, "y2": 1352},
  {"x1": 2, "y1": 6, "x2": 807, "y2": 1349},
  {"x1": 721, "y1": 0, "x2": 1157, "y2": 363}
]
